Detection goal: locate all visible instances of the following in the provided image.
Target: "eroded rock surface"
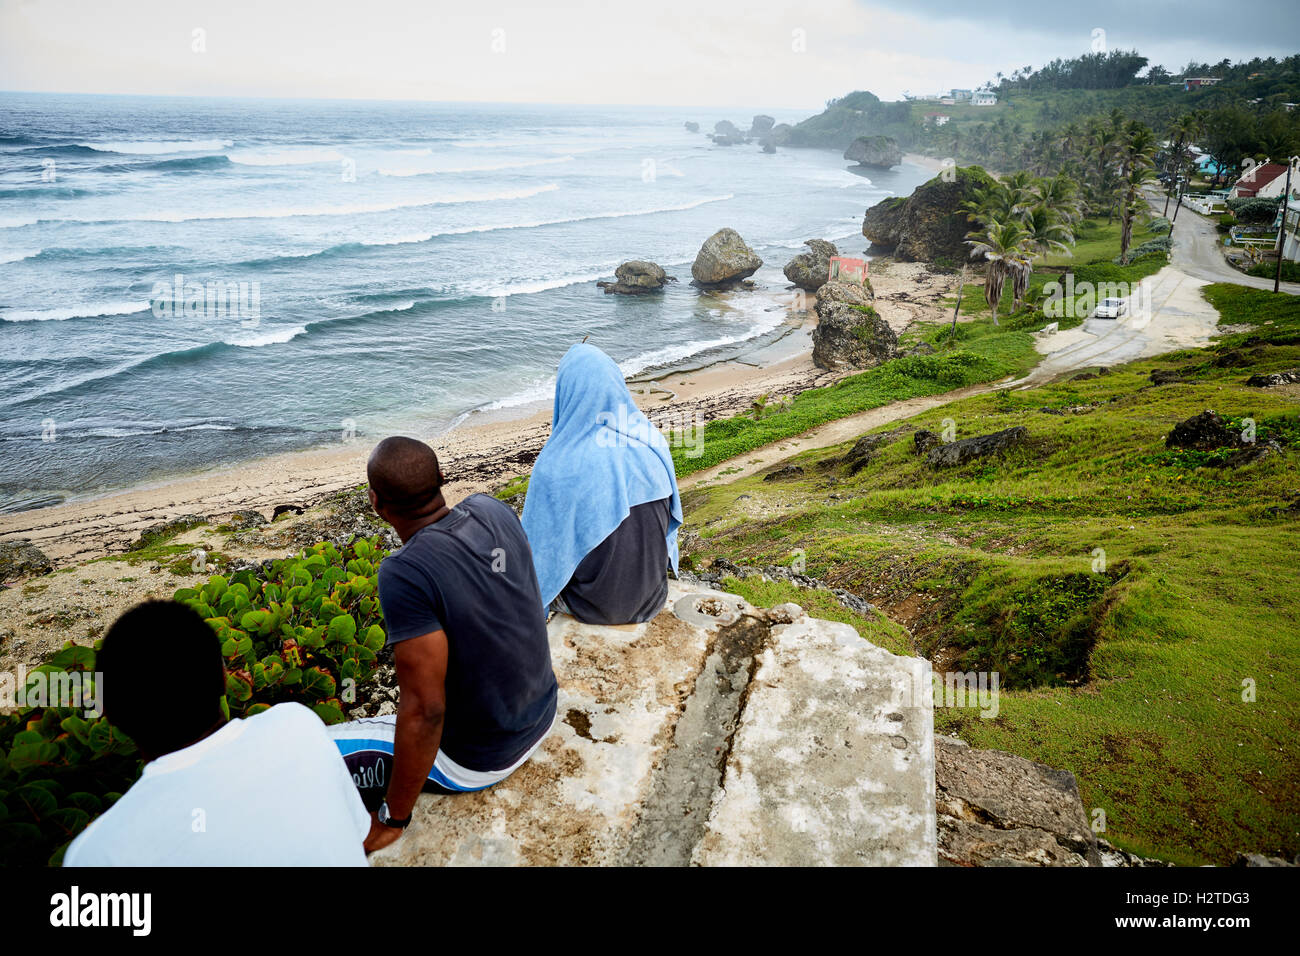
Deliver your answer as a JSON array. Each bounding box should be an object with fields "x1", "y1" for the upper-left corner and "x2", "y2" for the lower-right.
[
  {"x1": 935, "y1": 735, "x2": 1100, "y2": 867},
  {"x1": 370, "y1": 581, "x2": 937, "y2": 867}
]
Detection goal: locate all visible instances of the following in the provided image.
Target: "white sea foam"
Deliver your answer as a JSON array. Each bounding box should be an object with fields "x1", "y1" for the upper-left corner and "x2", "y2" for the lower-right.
[
  {"x1": 1, "y1": 299, "x2": 151, "y2": 322},
  {"x1": 226, "y1": 147, "x2": 348, "y2": 166},
  {"x1": 41, "y1": 183, "x2": 561, "y2": 224},
  {"x1": 222, "y1": 326, "x2": 308, "y2": 347},
  {"x1": 0, "y1": 248, "x2": 40, "y2": 264},
  {"x1": 377, "y1": 155, "x2": 575, "y2": 176},
  {"x1": 82, "y1": 139, "x2": 234, "y2": 155}
]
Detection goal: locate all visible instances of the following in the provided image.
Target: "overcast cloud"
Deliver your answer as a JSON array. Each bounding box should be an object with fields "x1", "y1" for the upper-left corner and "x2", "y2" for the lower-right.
[{"x1": 1, "y1": 0, "x2": 1296, "y2": 108}]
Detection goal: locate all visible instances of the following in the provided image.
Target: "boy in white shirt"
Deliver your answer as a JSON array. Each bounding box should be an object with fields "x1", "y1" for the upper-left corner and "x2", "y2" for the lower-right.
[{"x1": 64, "y1": 600, "x2": 369, "y2": 866}]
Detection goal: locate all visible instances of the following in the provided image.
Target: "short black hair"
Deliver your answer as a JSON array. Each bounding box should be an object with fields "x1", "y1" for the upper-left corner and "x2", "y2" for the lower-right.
[
  {"x1": 367, "y1": 436, "x2": 444, "y2": 518},
  {"x1": 98, "y1": 600, "x2": 225, "y2": 756}
]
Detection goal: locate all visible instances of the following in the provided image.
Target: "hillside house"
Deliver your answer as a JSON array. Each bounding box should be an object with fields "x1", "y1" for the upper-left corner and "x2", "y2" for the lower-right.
[
  {"x1": 972, "y1": 91, "x2": 997, "y2": 106},
  {"x1": 1229, "y1": 162, "x2": 1289, "y2": 199}
]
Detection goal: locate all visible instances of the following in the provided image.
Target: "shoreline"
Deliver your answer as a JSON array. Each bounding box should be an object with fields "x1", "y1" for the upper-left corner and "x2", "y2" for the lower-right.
[
  {"x1": 0, "y1": 258, "x2": 958, "y2": 567},
  {"x1": 0, "y1": 290, "x2": 831, "y2": 564}
]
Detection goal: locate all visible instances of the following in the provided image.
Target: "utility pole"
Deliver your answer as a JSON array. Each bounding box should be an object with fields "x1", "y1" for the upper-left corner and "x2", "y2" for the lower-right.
[
  {"x1": 1171, "y1": 160, "x2": 1188, "y2": 224},
  {"x1": 1274, "y1": 157, "x2": 1297, "y2": 294}
]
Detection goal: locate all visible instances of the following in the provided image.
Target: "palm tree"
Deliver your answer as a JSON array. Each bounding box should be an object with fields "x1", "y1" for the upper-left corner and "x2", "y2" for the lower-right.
[
  {"x1": 1118, "y1": 122, "x2": 1158, "y2": 263},
  {"x1": 965, "y1": 218, "x2": 1032, "y2": 326},
  {"x1": 1162, "y1": 113, "x2": 1203, "y2": 216}
]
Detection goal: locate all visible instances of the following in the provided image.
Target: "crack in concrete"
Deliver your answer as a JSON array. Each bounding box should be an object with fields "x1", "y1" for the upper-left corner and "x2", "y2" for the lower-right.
[{"x1": 620, "y1": 612, "x2": 773, "y2": 866}]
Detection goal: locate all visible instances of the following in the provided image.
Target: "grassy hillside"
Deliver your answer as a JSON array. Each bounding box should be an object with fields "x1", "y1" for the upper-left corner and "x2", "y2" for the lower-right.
[{"x1": 681, "y1": 284, "x2": 1300, "y2": 864}]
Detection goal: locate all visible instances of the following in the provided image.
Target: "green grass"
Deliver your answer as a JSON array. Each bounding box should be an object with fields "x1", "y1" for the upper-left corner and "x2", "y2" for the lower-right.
[
  {"x1": 680, "y1": 284, "x2": 1300, "y2": 864},
  {"x1": 671, "y1": 326, "x2": 1038, "y2": 477}
]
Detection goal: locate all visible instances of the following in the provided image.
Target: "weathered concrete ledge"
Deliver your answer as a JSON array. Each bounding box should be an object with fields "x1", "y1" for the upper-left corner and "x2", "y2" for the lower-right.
[{"x1": 371, "y1": 580, "x2": 935, "y2": 866}]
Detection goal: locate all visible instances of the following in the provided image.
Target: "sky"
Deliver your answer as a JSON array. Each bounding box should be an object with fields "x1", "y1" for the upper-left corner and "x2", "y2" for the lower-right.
[{"x1": 2, "y1": 0, "x2": 1298, "y2": 109}]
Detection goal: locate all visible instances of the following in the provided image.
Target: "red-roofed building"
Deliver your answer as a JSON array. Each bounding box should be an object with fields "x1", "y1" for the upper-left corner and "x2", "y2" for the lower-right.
[{"x1": 1229, "y1": 162, "x2": 1288, "y2": 199}]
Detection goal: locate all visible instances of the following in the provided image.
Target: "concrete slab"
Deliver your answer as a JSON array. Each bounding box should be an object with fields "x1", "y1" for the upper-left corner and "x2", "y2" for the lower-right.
[
  {"x1": 692, "y1": 614, "x2": 937, "y2": 866},
  {"x1": 370, "y1": 581, "x2": 937, "y2": 867}
]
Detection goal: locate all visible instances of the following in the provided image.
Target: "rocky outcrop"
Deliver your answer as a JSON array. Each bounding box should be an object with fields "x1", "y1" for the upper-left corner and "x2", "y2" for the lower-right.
[
  {"x1": 1165, "y1": 410, "x2": 1236, "y2": 450},
  {"x1": 683, "y1": 121, "x2": 699, "y2": 133},
  {"x1": 862, "y1": 165, "x2": 998, "y2": 263},
  {"x1": 811, "y1": 280, "x2": 897, "y2": 371},
  {"x1": 782, "y1": 239, "x2": 839, "y2": 292},
  {"x1": 368, "y1": 580, "x2": 937, "y2": 867},
  {"x1": 597, "y1": 260, "x2": 676, "y2": 295},
  {"x1": 936, "y1": 736, "x2": 1102, "y2": 867},
  {"x1": 690, "y1": 229, "x2": 762, "y2": 286},
  {"x1": 747, "y1": 115, "x2": 775, "y2": 138},
  {"x1": 768, "y1": 123, "x2": 793, "y2": 146},
  {"x1": 0, "y1": 538, "x2": 53, "y2": 583},
  {"x1": 130, "y1": 514, "x2": 206, "y2": 550},
  {"x1": 710, "y1": 120, "x2": 746, "y2": 146},
  {"x1": 1246, "y1": 368, "x2": 1300, "y2": 387},
  {"x1": 927, "y1": 426, "x2": 1028, "y2": 468},
  {"x1": 844, "y1": 135, "x2": 902, "y2": 168}
]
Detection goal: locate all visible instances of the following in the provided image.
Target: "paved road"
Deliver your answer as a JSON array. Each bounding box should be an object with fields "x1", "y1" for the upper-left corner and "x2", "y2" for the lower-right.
[
  {"x1": 1011, "y1": 266, "x2": 1219, "y2": 388},
  {"x1": 1144, "y1": 187, "x2": 1300, "y2": 294}
]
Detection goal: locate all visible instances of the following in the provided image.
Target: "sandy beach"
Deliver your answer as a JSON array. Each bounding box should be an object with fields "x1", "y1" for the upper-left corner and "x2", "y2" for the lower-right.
[{"x1": 0, "y1": 259, "x2": 956, "y2": 563}]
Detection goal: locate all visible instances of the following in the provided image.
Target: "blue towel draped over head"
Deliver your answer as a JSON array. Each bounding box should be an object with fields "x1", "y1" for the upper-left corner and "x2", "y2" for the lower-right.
[{"x1": 521, "y1": 343, "x2": 682, "y2": 607}]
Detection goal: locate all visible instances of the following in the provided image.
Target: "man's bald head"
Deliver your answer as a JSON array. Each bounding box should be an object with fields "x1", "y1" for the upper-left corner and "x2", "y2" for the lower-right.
[{"x1": 367, "y1": 436, "x2": 445, "y2": 520}]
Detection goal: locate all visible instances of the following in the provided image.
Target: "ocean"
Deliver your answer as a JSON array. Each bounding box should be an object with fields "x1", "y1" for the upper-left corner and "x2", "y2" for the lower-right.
[{"x1": 0, "y1": 93, "x2": 932, "y2": 512}]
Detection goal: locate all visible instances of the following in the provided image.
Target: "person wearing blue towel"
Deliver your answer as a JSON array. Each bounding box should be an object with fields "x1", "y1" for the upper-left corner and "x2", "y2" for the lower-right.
[{"x1": 522, "y1": 343, "x2": 683, "y2": 625}]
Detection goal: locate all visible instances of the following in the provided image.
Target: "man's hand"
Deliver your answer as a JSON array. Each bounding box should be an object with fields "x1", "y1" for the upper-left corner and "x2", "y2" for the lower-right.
[{"x1": 363, "y1": 812, "x2": 405, "y2": 855}]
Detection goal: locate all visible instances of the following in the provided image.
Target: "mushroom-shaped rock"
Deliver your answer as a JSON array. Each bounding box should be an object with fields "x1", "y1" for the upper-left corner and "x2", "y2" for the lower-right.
[
  {"x1": 597, "y1": 260, "x2": 676, "y2": 295},
  {"x1": 844, "y1": 135, "x2": 902, "y2": 168},
  {"x1": 783, "y1": 239, "x2": 839, "y2": 292}
]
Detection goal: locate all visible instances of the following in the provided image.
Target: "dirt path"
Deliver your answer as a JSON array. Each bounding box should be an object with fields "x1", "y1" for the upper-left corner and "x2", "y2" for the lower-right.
[{"x1": 681, "y1": 382, "x2": 1000, "y2": 489}]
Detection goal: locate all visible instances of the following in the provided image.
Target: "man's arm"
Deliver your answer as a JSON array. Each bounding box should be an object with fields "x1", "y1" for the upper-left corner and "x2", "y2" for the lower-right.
[{"x1": 364, "y1": 629, "x2": 448, "y2": 854}]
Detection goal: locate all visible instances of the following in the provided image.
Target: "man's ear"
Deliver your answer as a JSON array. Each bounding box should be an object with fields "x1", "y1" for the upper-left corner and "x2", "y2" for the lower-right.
[{"x1": 367, "y1": 486, "x2": 381, "y2": 514}]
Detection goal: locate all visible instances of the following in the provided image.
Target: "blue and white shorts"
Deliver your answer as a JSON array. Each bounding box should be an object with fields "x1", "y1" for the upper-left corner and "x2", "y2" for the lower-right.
[{"x1": 328, "y1": 715, "x2": 552, "y2": 806}]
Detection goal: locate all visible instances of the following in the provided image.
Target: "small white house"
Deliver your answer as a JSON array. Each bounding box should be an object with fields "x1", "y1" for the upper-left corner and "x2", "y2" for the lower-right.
[{"x1": 972, "y1": 91, "x2": 998, "y2": 106}]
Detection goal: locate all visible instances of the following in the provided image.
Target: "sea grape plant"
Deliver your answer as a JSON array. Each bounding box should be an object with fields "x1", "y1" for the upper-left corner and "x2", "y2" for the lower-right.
[
  {"x1": 173, "y1": 536, "x2": 390, "y2": 725},
  {"x1": 0, "y1": 645, "x2": 138, "y2": 866},
  {"x1": 0, "y1": 534, "x2": 391, "y2": 866}
]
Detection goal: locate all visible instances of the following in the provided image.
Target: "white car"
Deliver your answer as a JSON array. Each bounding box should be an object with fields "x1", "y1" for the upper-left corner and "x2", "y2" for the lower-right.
[{"x1": 1092, "y1": 297, "x2": 1127, "y2": 319}]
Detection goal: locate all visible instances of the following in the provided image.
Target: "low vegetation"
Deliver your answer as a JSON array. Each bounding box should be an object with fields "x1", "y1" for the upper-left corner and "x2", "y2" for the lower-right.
[{"x1": 683, "y1": 283, "x2": 1300, "y2": 864}]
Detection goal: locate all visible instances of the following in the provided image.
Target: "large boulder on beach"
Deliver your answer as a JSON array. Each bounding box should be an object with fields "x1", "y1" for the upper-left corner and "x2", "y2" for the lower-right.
[
  {"x1": 863, "y1": 165, "x2": 997, "y2": 264},
  {"x1": 0, "y1": 538, "x2": 53, "y2": 583},
  {"x1": 691, "y1": 229, "x2": 763, "y2": 286},
  {"x1": 811, "y1": 280, "x2": 896, "y2": 371},
  {"x1": 597, "y1": 260, "x2": 676, "y2": 295},
  {"x1": 783, "y1": 239, "x2": 839, "y2": 292},
  {"x1": 844, "y1": 135, "x2": 902, "y2": 169}
]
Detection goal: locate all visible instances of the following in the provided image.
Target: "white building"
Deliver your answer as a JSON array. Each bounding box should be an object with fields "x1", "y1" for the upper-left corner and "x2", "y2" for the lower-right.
[{"x1": 972, "y1": 91, "x2": 998, "y2": 106}]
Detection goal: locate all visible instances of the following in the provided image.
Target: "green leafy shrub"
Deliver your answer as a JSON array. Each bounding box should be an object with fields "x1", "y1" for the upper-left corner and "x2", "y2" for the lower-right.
[
  {"x1": 0, "y1": 534, "x2": 391, "y2": 866},
  {"x1": 1113, "y1": 237, "x2": 1171, "y2": 263},
  {"x1": 1228, "y1": 197, "x2": 1281, "y2": 224},
  {"x1": 0, "y1": 644, "x2": 139, "y2": 866},
  {"x1": 173, "y1": 536, "x2": 390, "y2": 726},
  {"x1": 1245, "y1": 260, "x2": 1300, "y2": 282}
]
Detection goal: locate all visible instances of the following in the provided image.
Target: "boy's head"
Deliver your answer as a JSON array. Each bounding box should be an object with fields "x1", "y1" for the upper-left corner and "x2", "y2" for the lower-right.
[{"x1": 98, "y1": 600, "x2": 226, "y2": 758}]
